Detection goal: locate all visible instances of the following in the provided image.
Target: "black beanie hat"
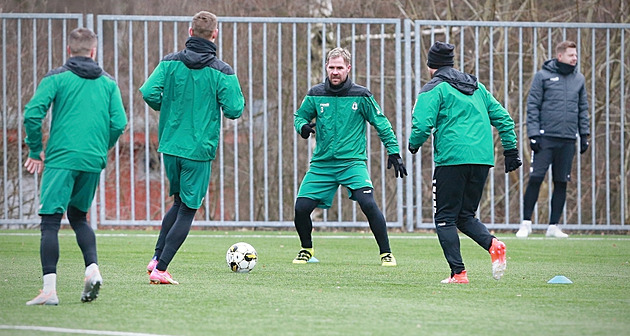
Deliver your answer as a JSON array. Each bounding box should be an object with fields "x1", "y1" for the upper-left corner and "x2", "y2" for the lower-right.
[{"x1": 427, "y1": 41, "x2": 455, "y2": 69}]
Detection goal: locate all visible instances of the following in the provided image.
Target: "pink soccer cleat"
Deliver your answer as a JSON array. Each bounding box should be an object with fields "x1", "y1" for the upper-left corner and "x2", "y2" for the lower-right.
[
  {"x1": 149, "y1": 268, "x2": 179, "y2": 285},
  {"x1": 489, "y1": 238, "x2": 507, "y2": 280},
  {"x1": 440, "y1": 270, "x2": 469, "y2": 284},
  {"x1": 146, "y1": 258, "x2": 158, "y2": 274}
]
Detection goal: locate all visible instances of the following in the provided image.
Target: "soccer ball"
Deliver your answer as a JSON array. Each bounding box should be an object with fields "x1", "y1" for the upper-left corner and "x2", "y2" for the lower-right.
[{"x1": 226, "y1": 242, "x2": 258, "y2": 273}]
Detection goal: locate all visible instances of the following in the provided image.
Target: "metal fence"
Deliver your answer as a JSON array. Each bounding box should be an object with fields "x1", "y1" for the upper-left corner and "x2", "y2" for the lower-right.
[
  {"x1": 404, "y1": 20, "x2": 629, "y2": 231},
  {"x1": 1, "y1": 13, "x2": 628, "y2": 231}
]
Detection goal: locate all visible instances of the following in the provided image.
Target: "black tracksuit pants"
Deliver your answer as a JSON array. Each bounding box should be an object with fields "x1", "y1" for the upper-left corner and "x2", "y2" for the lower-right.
[{"x1": 433, "y1": 164, "x2": 495, "y2": 276}]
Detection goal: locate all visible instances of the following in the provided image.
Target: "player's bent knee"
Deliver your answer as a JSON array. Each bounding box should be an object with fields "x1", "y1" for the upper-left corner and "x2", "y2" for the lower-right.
[
  {"x1": 528, "y1": 175, "x2": 544, "y2": 185},
  {"x1": 353, "y1": 188, "x2": 378, "y2": 211},
  {"x1": 295, "y1": 197, "x2": 318, "y2": 216},
  {"x1": 552, "y1": 181, "x2": 568, "y2": 189},
  {"x1": 434, "y1": 221, "x2": 457, "y2": 229},
  {"x1": 40, "y1": 218, "x2": 61, "y2": 232},
  {"x1": 66, "y1": 206, "x2": 87, "y2": 222}
]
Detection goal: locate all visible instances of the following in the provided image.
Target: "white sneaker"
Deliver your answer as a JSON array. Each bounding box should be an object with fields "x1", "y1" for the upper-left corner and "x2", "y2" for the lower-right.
[
  {"x1": 516, "y1": 220, "x2": 532, "y2": 238},
  {"x1": 546, "y1": 225, "x2": 568, "y2": 238}
]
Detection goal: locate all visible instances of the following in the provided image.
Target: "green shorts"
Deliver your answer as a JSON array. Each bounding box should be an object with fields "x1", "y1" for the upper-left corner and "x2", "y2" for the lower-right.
[
  {"x1": 297, "y1": 160, "x2": 373, "y2": 209},
  {"x1": 39, "y1": 168, "x2": 100, "y2": 215},
  {"x1": 163, "y1": 154, "x2": 212, "y2": 209}
]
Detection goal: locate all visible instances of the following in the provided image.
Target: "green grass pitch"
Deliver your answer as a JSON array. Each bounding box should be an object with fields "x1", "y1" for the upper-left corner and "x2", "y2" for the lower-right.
[{"x1": 1, "y1": 230, "x2": 629, "y2": 335}]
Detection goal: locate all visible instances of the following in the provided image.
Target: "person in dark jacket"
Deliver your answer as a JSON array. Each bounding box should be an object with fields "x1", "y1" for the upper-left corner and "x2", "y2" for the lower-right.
[
  {"x1": 517, "y1": 40, "x2": 590, "y2": 239},
  {"x1": 409, "y1": 42, "x2": 521, "y2": 283},
  {"x1": 293, "y1": 47, "x2": 407, "y2": 267},
  {"x1": 140, "y1": 11, "x2": 245, "y2": 284},
  {"x1": 24, "y1": 27, "x2": 128, "y2": 305}
]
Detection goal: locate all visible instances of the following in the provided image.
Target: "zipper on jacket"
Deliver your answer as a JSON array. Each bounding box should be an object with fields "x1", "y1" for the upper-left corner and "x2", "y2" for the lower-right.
[{"x1": 562, "y1": 75, "x2": 579, "y2": 138}]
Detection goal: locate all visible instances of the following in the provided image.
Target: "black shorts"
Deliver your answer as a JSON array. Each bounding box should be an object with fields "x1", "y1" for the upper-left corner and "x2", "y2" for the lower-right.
[{"x1": 529, "y1": 137, "x2": 576, "y2": 182}]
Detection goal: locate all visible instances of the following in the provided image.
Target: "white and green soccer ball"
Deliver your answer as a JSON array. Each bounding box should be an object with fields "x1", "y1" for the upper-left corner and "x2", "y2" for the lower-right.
[{"x1": 226, "y1": 242, "x2": 258, "y2": 273}]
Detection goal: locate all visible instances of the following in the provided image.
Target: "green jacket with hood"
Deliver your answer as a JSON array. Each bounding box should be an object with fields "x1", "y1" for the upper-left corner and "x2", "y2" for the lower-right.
[
  {"x1": 24, "y1": 56, "x2": 128, "y2": 173},
  {"x1": 140, "y1": 37, "x2": 245, "y2": 161},
  {"x1": 409, "y1": 67, "x2": 517, "y2": 167},
  {"x1": 294, "y1": 77, "x2": 400, "y2": 163}
]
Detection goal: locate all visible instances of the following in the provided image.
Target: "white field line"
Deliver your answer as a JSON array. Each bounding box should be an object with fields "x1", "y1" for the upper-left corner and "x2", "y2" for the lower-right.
[
  {"x1": 0, "y1": 325, "x2": 175, "y2": 336},
  {"x1": 1, "y1": 232, "x2": 629, "y2": 241}
]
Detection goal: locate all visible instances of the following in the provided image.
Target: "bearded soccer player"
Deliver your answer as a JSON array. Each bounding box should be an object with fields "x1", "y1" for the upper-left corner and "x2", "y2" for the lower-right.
[{"x1": 292, "y1": 47, "x2": 407, "y2": 267}]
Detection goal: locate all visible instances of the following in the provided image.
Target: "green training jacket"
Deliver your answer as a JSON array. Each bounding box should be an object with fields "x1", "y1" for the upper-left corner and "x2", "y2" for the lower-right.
[
  {"x1": 294, "y1": 77, "x2": 400, "y2": 163},
  {"x1": 140, "y1": 37, "x2": 244, "y2": 161},
  {"x1": 24, "y1": 56, "x2": 127, "y2": 173},
  {"x1": 409, "y1": 67, "x2": 517, "y2": 166}
]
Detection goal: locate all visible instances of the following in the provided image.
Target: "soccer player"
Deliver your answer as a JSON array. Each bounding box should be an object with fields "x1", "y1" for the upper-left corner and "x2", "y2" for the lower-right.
[
  {"x1": 408, "y1": 42, "x2": 521, "y2": 283},
  {"x1": 140, "y1": 11, "x2": 245, "y2": 284},
  {"x1": 293, "y1": 47, "x2": 407, "y2": 267},
  {"x1": 24, "y1": 27, "x2": 127, "y2": 304}
]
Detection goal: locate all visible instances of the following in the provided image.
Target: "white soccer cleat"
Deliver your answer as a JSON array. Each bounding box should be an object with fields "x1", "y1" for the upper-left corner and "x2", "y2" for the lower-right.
[
  {"x1": 26, "y1": 290, "x2": 59, "y2": 306},
  {"x1": 81, "y1": 267, "x2": 103, "y2": 302},
  {"x1": 516, "y1": 220, "x2": 532, "y2": 238},
  {"x1": 546, "y1": 225, "x2": 569, "y2": 238}
]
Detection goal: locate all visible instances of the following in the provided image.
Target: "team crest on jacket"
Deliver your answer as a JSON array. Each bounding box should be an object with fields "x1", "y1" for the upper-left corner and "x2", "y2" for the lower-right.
[{"x1": 352, "y1": 102, "x2": 358, "y2": 110}]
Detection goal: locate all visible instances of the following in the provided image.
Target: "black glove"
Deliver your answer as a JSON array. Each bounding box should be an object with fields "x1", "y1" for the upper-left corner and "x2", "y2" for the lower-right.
[
  {"x1": 387, "y1": 153, "x2": 408, "y2": 178},
  {"x1": 503, "y1": 148, "x2": 522, "y2": 173},
  {"x1": 580, "y1": 136, "x2": 589, "y2": 154},
  {"x1": 529, "y1": 136, "x2": 541, "y2": 153},
  {"x1": 300, "y1": 123, "x2": 316, "y2": 139},
  {"x1": 408, "y1": 143, "x2": 419, "y2": 154}
]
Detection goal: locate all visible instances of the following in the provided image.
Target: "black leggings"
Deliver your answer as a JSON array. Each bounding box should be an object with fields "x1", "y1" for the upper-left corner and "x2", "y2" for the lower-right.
[
  {"x1": 523, "y1": 176, "x2": 567, "y2": 224},
  {"x1": 155, "y1": 194, "x2": 197, "y2": 271},
  {"x1": 294, "y1": 187, "x2": 391, "y2": 254},
  {"x1": 40, "y1": 206, "x2": 97, "y2": 275},
  {"x1": 153, "y1": 194, "x2": 182, "y2": 258}
]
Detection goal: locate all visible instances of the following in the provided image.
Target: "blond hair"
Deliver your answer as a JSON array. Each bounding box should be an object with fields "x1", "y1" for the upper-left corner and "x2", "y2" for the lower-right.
[
  {"x1": 68, "y1": 28, "x2": 97, "y2": 56},
  {"x1": 326, "y1": 47, "x2": 351, "y2": 65},
  {"x1": 192, "y1": 11, "x2": 218, "y2": 40}
]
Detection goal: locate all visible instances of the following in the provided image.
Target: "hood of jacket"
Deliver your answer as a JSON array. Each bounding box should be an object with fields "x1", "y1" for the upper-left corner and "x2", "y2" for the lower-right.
[
  {"x1": 64, "y1": 56, "x2": 103, "y2": 79},
  {"x1": 179, "y1": 36, "x2": 217, "y2": 69},
  {"x1": 433, "y1": 67, "x2": 478, "y2": 95}
]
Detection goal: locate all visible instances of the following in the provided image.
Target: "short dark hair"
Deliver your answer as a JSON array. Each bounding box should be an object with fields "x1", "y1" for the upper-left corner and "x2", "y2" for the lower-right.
[
  {"x1": 191, "y1": 11, "x2": 217, "y2": 40},
  {"x1": 556, "y1": 40, "x2": 577, "y2": 54},
  {"x1": 68, "y1": 28, "x2": 97, "y2": 56}
]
